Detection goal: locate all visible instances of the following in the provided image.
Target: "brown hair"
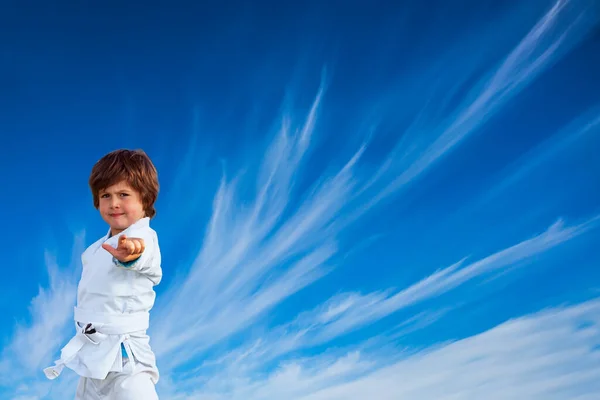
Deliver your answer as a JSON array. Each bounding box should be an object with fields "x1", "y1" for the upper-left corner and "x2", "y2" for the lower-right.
[{"x1": 89, "y1": 149, "x2": 159, "y2": 218}]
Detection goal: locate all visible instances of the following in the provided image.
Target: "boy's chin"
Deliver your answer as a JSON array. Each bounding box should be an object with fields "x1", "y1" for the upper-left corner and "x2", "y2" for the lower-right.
[{"x1": 102, "y1": 217, "x2": 129, "y2": 231}]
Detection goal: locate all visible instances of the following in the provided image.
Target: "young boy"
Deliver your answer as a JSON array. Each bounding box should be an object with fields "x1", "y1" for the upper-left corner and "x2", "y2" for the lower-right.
[{"x1": 44, "y1": 149, "x2": 162, "y2": 399}]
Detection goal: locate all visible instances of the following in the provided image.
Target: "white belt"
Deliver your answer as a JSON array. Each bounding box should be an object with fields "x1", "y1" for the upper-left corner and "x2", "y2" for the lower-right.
[
  {"x1": 43, "y1": 308, "x2": 149, "y2": 380},
  {"x1": 74, "y1": 307, "x2": 149, "y2": 333}
]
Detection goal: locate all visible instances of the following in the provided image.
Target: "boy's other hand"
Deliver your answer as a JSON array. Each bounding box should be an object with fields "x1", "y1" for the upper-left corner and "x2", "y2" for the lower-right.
[{"x1": 102, "y1": 235, "x2": 146, "y2": 262}]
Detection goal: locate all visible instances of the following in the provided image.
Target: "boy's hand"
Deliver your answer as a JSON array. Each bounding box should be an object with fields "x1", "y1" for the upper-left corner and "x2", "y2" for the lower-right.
[{"x1": 102, "y1": 235, "x2": 145, "y2": 263}]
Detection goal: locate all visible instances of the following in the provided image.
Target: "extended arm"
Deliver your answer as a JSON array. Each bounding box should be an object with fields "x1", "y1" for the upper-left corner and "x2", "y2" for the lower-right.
[{"x1": 102, "y1": 229, "x2": 162, "y2": 284}]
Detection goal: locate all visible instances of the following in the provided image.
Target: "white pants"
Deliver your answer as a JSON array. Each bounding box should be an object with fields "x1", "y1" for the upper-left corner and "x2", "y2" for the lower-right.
[{"x1": 75, "y1": 359, "x2": 158, "y2": 400}]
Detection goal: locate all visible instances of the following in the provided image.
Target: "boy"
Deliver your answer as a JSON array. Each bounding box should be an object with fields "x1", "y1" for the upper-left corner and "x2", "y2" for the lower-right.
[{"x1": 44, "y1": 149, "x2": 162, "y2": 399}]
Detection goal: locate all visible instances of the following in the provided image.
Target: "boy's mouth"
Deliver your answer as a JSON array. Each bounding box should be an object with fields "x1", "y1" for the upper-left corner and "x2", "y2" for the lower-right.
[{"x1": 110, "y1": 213, "x2": 125, "y2": 218}]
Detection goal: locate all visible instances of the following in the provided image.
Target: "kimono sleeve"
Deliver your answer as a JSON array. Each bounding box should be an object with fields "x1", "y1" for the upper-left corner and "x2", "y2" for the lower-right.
[{"x1": 107, "y1": 227, "x2": 162, "y2": 284}]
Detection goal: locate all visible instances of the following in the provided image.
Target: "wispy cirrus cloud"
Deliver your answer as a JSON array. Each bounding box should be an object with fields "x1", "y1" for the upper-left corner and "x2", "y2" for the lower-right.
[
  {"x1": 0, "y1": 233, "x2": 84, "y2": 376},
  {"x1": 150, "y1": 0, "x2": 599, "y2": 374},
  {"x1": 156, "y1": 296, "x2": 600, "y2": 400},
  {"x1": 453, "y1": 103, "x2": 600, "y2": 217},
  {"x1": 0, "y1": 233, "x2": 84, "y2": 398},
  {"x1": 163, "y1": 214, "x2": 599, "y2": 384},
  {"x1": 356, "y1": 0, "x2": 600, "y2": 208}
]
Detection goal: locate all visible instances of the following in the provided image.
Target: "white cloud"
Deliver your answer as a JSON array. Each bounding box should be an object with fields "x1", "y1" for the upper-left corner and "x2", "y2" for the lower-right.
[
  {"x1": 149, "y1": 1, "x2": 600, "y2": 374},
  {"x1": 0, "y1": 233, "x2": 84, "y2": 385},
  {"x1": 173, "y1": 215, "x2": 598, "y2": 376},
  {"x1": 0, "y1": 234, "x2": 84, "y2": 399},
  {"x1": 157, "y1": 297, "x2": 600, "y2": 400},
  {"x1": 476, "y1": 108, "x2": 600, "y2": 207},
  {"x1": 354, "y1": 0, "x2": 600, "y2": 212}
]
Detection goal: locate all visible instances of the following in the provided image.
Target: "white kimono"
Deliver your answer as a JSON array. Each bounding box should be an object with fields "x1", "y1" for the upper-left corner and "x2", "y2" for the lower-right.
[{"x1": 44, "y1": 217, "x2": 161, "y2": 398}]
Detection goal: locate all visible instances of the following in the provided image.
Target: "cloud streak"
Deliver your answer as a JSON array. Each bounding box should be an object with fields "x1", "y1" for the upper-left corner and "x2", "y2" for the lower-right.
[
  {"x1": 150, "y1": 0, "x2": 599, "y2": 374},
  {"x1": 0, "y1": 233, "x2": 84, "y2": 383},
  {"x1": 357, "y1": 0, "x2": 600, "y2": 209},
  {"x1": 157, "y1": 296, "x2": 600, "y2": 400},
  {"x1": 169, "y1": 214, "x2": 599, "y2": 380},
  {"x1": 0, "y1": 234, "x2": 85, "y2": 399}
]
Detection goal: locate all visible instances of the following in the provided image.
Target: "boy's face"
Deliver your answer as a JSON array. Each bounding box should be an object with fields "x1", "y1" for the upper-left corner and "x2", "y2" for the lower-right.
[{"x1": 98, "y1": 180, "x2": 146, "y2": 235}]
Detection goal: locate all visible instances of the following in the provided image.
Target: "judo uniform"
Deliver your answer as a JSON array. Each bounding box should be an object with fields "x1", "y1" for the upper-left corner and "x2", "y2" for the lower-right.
[{"x1": 44, "y1": 217, "x2": 162, "y2": 399}]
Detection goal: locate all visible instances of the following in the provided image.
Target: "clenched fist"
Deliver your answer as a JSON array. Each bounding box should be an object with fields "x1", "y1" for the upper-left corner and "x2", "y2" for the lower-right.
[{"x1": 102, "y1": 235, "x2": 146, "y2": 263}]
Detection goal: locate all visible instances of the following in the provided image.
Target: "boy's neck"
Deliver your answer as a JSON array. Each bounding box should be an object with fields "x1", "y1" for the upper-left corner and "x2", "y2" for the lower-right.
[{"x1": 109, "y1": 228, "x2": 124, "y2": 237}]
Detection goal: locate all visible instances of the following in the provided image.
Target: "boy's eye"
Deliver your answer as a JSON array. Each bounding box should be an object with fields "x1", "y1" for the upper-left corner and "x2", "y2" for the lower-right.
[{"x1": 119, "y1": 193, "x2": 129, "y2": 197}]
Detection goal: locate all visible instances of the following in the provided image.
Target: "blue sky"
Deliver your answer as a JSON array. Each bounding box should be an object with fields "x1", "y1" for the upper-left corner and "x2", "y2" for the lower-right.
[{"x1": 1, "y1": 0, "x2": 600, "y2": 398}]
